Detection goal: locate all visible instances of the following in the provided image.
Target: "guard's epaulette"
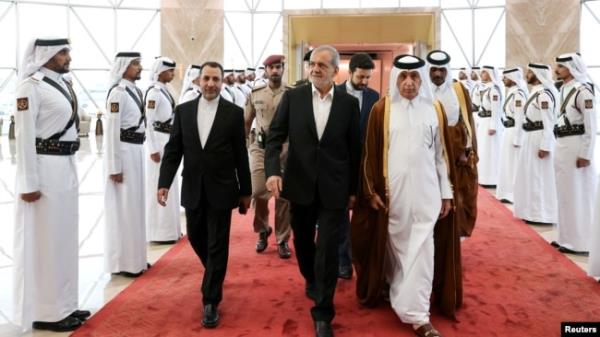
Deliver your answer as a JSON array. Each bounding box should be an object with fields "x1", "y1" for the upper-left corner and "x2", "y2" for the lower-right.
[
  {"x1": 252, "y1": 84, "x2": 267, "y2": 92},
  {"x1": 30, "y1": 71, "x2": 45, "y2": 82}
]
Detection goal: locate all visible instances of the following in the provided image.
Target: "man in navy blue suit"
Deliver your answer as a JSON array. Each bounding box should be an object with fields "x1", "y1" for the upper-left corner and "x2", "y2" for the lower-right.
[{"x1": 335, "y1": 53, "x2": 380, "y2": 280}]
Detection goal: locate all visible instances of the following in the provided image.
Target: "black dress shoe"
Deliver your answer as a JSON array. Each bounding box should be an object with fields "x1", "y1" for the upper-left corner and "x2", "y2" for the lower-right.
[
  {"x1": 550, "y1": 241, "x2": 561, "y2": 248},
  {"x1": 33, "y1": 316, "x2": 82, "y2": 332},
  {"x1": 202, "y1": 304, "x2": 219, "y2": 328},
  {"x1": 500, "y1": 198, "x2": 512, "y2": 204},
  {"x1": 305, "y1": 282, "x2": 317, "y2": 301},
  {"x1": 70, "y1": 310, "x2": 91, "y2": 321},
  {"x1": 525, "y1": 220, "x2": 552, "y2": 226},
  {"x1": 558, "y1": 246, "x2": 589, "y2": 256},
  {"x1": 338, "y1": 266, "x2": 352, "y2": 280},
  {"x1": 314, "y1": 320, "x2": 333, "y2": 337},
  {"x1": 278, "y1": 241, "x2": 292, "y2": 259},
  {"x1": 255, "y1": 226, "x2": 273, "y2": 253},
  {"x1": 152, "y1": 240, "x2": 177, "y2": 245},
  {"x1": 480, "y1": 184, "x2": 496, "y2": 188},
  {"x1": 114, "y1": 270, "x2": 144, "y2": 278}
]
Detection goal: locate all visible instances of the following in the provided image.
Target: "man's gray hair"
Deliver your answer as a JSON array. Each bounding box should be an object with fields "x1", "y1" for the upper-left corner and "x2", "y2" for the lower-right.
[{"x1": 311, "y1": 45, "x2": 340, "y2": 68}]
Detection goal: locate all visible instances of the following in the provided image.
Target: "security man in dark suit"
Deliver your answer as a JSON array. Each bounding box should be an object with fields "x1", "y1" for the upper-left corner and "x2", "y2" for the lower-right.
[
  {"x1": 157, "y1": 61, "x2": 251, "y2": 329},
  {"x1": 265, "y1": 45, "x2": 361, "y2": 337},
  {"x1": 335, "y1": 52, "x2": 380, "y2": 280}
]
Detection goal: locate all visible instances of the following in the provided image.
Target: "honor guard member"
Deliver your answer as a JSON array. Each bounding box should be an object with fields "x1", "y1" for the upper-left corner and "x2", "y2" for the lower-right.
[
  {"x1": 470, "y1": 66, "x2": 482, "y2": 111},
  {"x1": 552, "y1": 52, "x2": 598, "y2": 255},
  {"x1": 245, "y1": 67, "x2": 256, "y2": 89},
  {"x1": 427, "y1": 50, "x2": 479, "y2": 238},
  {"x1": 179, "y1": 64, "x2": 202, "y2": 104},
  {"x1": 222, "y1": 69, "x2": 246, "y2": 108},
  {"x1": 104, "y1": 52, "x2": 149, "y2": 277},
  {"x1": 513, "y1": 64, "x2": 558, "y2": 225},
  {"x1": 244, "y1": 54, "x2": 292, "y2": 258},
  {"x1": 13, "y1": 37, "x2": 90, "y2": 332},
  {"x1": 254, "y1": 66, "x2": 267, "y2": 87},
  {"x1": 458, "y1": 67, "x2": 475, "y2": 97},
  {"x1": 495, "y1": 67, "x2": 528, "y2": 203},
  {"x1": 476, "y1": 65, "x2": 504, "y2": 187},
  {"x1": 144, "y1": 57, "x2": 181, "y2": 244},
  {"x1": 236, "y1": 69, "x2": 251, "y2": 98}
]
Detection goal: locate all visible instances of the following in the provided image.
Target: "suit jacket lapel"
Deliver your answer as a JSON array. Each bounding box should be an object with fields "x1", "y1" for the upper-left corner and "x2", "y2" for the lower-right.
[
  {"x1": 203, "y1": 96, "x2": 224, "y2": 149},
  {"x1": 304, "y1": 84, "x2": 319, "y2": 141},
  {"x1": 188, "y1": 97, "x2": 203, "y2": 150}
]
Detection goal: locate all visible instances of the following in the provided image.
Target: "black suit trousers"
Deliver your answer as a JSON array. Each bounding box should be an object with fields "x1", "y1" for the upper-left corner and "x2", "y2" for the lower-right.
[
  {"x1": 184, "y1": 188, "x2": 232, "y2": 307},
  {"x1": 290, "y1": 192, "x2": 344, "y2": 322}
]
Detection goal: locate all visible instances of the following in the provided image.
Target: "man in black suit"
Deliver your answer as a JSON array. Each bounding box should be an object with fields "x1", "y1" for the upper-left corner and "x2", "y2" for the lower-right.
[
  {"x1": 335, "y1": 52, "x2": 380, "y2": 280},
  {"x1": 157, "y1": 61, "x2": 251, "y2": 329},
  {"x1": 265, "y1": 45, "x2": 361, "y2": 337}
]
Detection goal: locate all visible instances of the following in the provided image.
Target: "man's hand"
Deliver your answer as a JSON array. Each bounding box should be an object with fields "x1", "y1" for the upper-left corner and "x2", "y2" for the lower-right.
[
  {"x1": 266, "y1": 176, "x2": 282, "y2": 199},
  {"x1": 21, "y1": 191, "x2": 41, "y2": 203},
  {"x1": 369, "y1": 194, "x2": 386, "y2": 211},
  {"x1": 439, "y1": 199, "x2": 453, "y2": 219},
  {"x1": 157, "y1": 188, "x2": 169, "y2": 206},
  {"x1": 239, "y1": 196, "x2": 251, "y2": 214},
  {"x1": 538, "y1": 150, "x2": 549, "y2": 159},
  {"x1": 576, "y1": 157, "x2": 591, "y2": 168},
  {"x1": 488, "y1": 129, "x2": 496, "y2": 136},
  {"x1": 150, "y1": 152, "x2": 161, "y2": 163},
  {"x1": 348, "y1": 195, "x2": 357, "y2": 209},
  {"x1": 110, "y1": 173, "x2": 123, "y2": 184}
]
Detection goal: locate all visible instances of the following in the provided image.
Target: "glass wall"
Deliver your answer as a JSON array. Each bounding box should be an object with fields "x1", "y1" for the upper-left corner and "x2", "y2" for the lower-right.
[
  {"x1": 223, "y1": 0, "x2": 506, "y2": 70},
  {"x1": 0, "y1": 0, "x2": 161, "y2": 134}
]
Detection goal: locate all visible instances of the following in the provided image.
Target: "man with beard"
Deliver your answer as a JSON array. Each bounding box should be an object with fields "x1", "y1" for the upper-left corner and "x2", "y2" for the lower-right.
[
  {"x1": 335, "y1": 52, "x2": 379, "y2": 280},
  {"x1": 552, "y1": 53, "x2": 597, "y2": 255},
  {"x1": 427, "y1": 50, "x2": 478, "y2": 240},
  {"x1": 13, "y1": 37, "x2": 89, "y2": 332},
  {"x1": 104, "y1": 52, "x2": 149, "y2": 278},
  {"x1": 244, "y1": 55, "x2": 293, "y2": 259},
  {"x1": 265, "y1": 45, "x2": 361, "y2": 337},
  {"x1": 513, "y1": 64, "x2": 558, "y2": 226},
  {"x1": 144, "y1": 57, "x2": 181, "y2": 244},
  {"x1": 496, "y1": 67, "x2": 528, "y2": 203},
  {"x1": 158, "y1": 61, "x2": 251, "y2": 328}
]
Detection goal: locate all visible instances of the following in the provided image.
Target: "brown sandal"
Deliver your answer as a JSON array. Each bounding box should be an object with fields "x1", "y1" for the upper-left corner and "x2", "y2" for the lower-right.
[{"x1": 414, "y1": 323, "x2": 442, "y2": 337}]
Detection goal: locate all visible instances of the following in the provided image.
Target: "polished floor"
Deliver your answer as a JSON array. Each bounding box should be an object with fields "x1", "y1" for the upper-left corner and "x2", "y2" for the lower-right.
[{"x1": 0, "y1": 133, "x2": 597, "y2": 337}]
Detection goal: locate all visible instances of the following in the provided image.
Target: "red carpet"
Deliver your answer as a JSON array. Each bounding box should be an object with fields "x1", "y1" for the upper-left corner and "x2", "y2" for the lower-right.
[{"x1": 72, "y1": 189, "x2": 600, "y2": 337}]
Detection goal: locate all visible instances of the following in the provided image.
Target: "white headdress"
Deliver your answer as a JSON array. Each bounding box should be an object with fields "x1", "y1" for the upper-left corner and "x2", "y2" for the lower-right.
[
  {"x1": 528, "y1": 63, "x2": 559, "y2": 101},
  {"x1": 502, "y1": 67, "x2": 529, "y2": 96},
  {"x1": 18, "y1": 38, "x2": 71, "y2": 82},
  {"x1": 426, "y1": 50, "x2": 453, "y2": 90},
  {"x1": 389, "y1": 54, "x2": 433, "y2": 103},
  {"x1": 108, "y1": 51, "x2": 141, "y2": 86},
  {"x1": 149, "y1": 56, "x2": 176, "y2": 83},
  {"x1": 179, "y1": 64, "x2": 202, "y2": 102}
]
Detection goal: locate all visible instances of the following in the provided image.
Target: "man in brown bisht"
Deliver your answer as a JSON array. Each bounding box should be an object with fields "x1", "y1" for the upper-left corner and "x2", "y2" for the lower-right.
[
  {"x1": 351, "y1": 55, "x2": 461, "y2": 337},
  {"x1": 426, "y1": 50, "x2": 479, "y2": 237}
]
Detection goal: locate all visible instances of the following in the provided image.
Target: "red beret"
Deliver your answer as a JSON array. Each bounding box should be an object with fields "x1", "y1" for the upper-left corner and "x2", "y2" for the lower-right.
[{"x1": 263, "y1": 54, "x2": 285, "y2": 66}]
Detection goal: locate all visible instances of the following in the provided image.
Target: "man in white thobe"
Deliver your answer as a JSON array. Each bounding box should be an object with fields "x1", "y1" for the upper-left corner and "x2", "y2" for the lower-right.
[
  {"x1": 476, "y1": 65, "x2": 504, "y2": 187},
  {"x1": 496, "y1": 67, "x2": 528, "y2": 203},
  {"x1": 144, "y1": 57, "x2": 181, "y2": 243},
  {"x1": 513, "y1": 64, "x2": 558, "y2": 225},
  {"x1": 588, "y1": 175, "x2": 600, "y2": 280},
  {"x1": 552, "y1": 52, "x2": 598, "y2": 255},
  {"x1": 356, "y1": 55, "x2": 453, "y2": 337},
  {"x1": 179, "y1": 64, "x2": 202, "y2": 104},
  {"x1": 222, "y1": 69, "x2": 246, "y2": 108},
  {"x1": 104, "y1": 52, "x2": 149, "y2": 276},
  {"x1": 13, "y1": 37, "x2": 90, "y2": 332}
]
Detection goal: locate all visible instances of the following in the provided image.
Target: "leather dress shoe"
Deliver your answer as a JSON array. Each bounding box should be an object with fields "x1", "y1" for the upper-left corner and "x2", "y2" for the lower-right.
[
  {"x1": 550, "y1": 241, "x2": 560, "y2": 248},
  {"x1": 152, "y1": 240, "x2": 177, "y2": 245},
  {"x1": 70, "y1": 310, "x2": 91, "y2": 321},
  {"x1": 305, "y1": 282, "x2": 317, "y2": 301},
  {"x1": 256, "y1": 227, "x2": 273, "y2": 253},
  {"x1": 278, "y1": 241, "x2": 292, "y2": 259},
  {"x1": 314, "y1": 320, "x2": 333, "y2": 337},
  {"x1": 33, "y1": 316, "x2": 82, "y2": 332},
  {"x1": 114, "y1": 270, "x2": 144, "y2": 278},
  {"x1": 558, "y1": 246, "x2": 589, "y2": 256},
  {"x1": 338, "y1": 266, "x2": 352, "y2": 280},
  {"x1": 202, "y1": 304, "x2": 219, "y2": 328}
]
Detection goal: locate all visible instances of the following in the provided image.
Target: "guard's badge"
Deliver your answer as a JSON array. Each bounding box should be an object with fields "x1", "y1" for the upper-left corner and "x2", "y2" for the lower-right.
[
  {"x1": 110, "y1": 102, "x2": 119, "y2": 113},
  {"x1": 541, "y1": 101, "x2": 549, "y2": 109},
  {"x1": 148, "y1": 100, "x2": 156, "y2": 109},
  {"x1": 17, "y1": 97, "x2": 29, "y2": 111},
  {"x1": 493, "y1": 95, "x2": 498, "y2": 101},
  {"x1": 585, "y1": 99, "x2": 593, "y2": 109},
  {"x1": 515, "y1": 100, "x2": 522, "y2": 107}
]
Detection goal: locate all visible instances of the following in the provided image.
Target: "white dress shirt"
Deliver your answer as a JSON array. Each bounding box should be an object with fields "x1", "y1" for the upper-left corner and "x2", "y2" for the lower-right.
[
  {"x1": 197, "y1": 96, "x2": 219, "y2": 147},
  {"x1": 312, "y1": 83, "x2": 334, "y2": 140},
  {"x1": 345, "y1": 80, "x2": 363, "y2": 110}
]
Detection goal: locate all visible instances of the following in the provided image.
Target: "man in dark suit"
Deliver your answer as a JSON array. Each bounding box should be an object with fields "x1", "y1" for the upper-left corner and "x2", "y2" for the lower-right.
[
  {"x1": 265, "y1": 45, "x2": 361, "y2": 337},
  {"x1": 335, "y1": 52, "x2": 380, "y2": 280},
  {"x1": 157, "y1": 61, "x2": 251, "y2": 329}
]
